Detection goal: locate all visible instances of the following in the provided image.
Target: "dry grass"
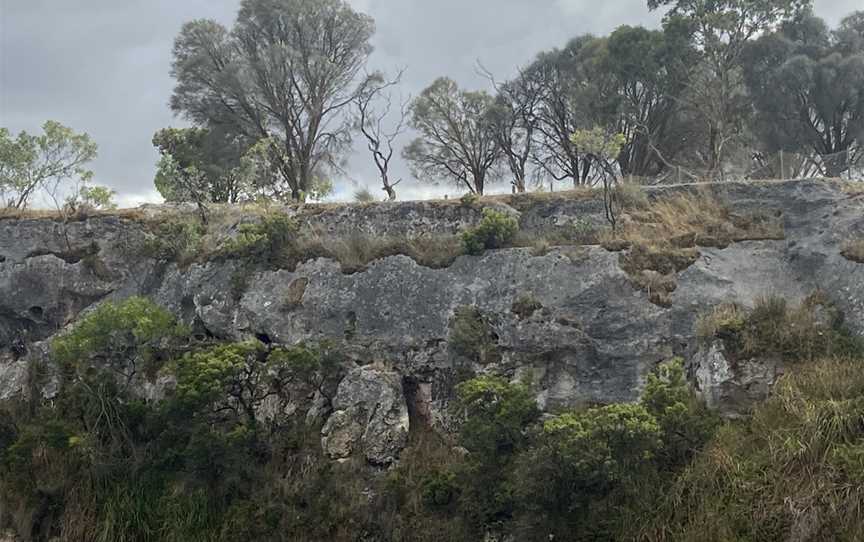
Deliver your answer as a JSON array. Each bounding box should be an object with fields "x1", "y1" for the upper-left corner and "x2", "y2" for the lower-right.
[
  {"x1": 614, "y1": 188, "x2": 784, "y2": 249},
  {"x1": 600, "y1": 189, "x2": 785, "y2": 308},
  {"x1": 293, "y1": 232, "x2": 465, "y2": 272},
  {"x1": 696, "y1": 303, "x2": 746, "y2": 341},
  {"x1": 838, "y1": 180, "x2": 864, "y2": 196},
  {"x1": 629, "y1": 270, "x2": 680, "y2": 308},
  {"x1": 841, "y1": 238, "x2": 864, "y2": 263},
  {"x1": 695, "y1": 294, "x2": 861, "y2": 363},
  {"x1": 640, "y1": 357, "x2": 864, "y2": 542},
  {"x1": 0, "y1": 206, "x2": 149, "y2": 222}
]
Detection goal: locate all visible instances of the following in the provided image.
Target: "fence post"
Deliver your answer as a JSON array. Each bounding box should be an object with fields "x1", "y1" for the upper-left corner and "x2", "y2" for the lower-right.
[{"x1": 677, "y1": 166, "x2": 681, "y2": 184}]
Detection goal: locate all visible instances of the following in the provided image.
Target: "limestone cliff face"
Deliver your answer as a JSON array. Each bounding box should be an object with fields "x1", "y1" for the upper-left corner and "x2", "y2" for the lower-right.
[{"x1": 1, "y1": 180, "x2": 863, "y2": 460}]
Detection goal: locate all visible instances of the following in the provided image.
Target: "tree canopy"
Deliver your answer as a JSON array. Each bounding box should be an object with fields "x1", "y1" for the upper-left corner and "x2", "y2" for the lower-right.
[
  {"x1": 0, "y1": 121, "x2": 99, "y2": 210},
  {"x1": 169, "y1": 0, "x2": 375, "y2": 201},
  {"x1": 403, "y1": 78, "x2": 501, "y2": 195}
]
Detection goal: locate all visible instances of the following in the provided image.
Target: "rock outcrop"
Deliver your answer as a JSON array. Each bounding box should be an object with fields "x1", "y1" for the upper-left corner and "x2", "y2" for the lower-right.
[
  {"x1": 321, "y1": 365, "x2": 410, "y2": 465},
  {"x1": 2, "y1": 179, "x2": 863, "y2": 463}
]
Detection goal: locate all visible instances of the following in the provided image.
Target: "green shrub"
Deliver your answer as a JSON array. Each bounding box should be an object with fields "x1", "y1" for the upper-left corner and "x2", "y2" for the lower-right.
[
  {"x1": 141, "y1": 219, "x2": 206, "y2": 264},
  {"x1": 453, "y1": 376, "x2": 539, "y2": 527},
  {"x1": 460, "y1": 192, "x2": 479, "y2": 207},
  {"x1": 455, "y1": 376, "x2": 540, "y2": 459},
  {"x1": 461, "y1": 209, "x2": 519, "y2": 255},
  {"x1": 421, "y1": 471, "x2": 460, "y2": 508},
  {"x1": 52, "y1": 296, "x2": 186, "y2": 379},
  {"x1": 449, "y1": 306, "x2": 500, "y2": 364},
  {"x1": 515, "y1": 404, "x2": 661, "y2": 513},
  {"x1": 220, "y1": 213, "x2": 298, "y2": 266},
  {"x1": 641, "y1": 359, "x2": 720, "y2": 470},
  {"x1": 697, "y1": 294, "x2": 864, "y2": 363}
]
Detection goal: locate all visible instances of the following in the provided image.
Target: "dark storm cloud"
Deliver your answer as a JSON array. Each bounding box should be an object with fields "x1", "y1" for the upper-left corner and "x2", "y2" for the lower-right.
[{"x1": 0, "y1": 0, "x2": 858, "y2": 204}]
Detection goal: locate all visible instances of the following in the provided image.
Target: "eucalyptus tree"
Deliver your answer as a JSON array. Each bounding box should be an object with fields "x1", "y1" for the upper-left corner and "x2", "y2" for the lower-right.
[
  {"x1": 525, "y1": 36, "x2": 602, "y2": 187},
  {"x1": 744, "y1": 11, "x2": 864, "y2": 176},
  {"x1": 152, "y1": 127, "x2": 250, "y2": 205},
  {"x1": 599, "y1": 23, "x2": 697, "y2": 177},
  {"x1": 169, "y1": 0, "x2": 375, "y2": 201},
  {"x1": 648, "y1": 0, "x2": 812, "y2": 177},
  {"x1": 403, "y1": 77, "x2": 501, "y2": 195},
  {"x1": 0, "y1": 121, "x2": 98, "y2": 210},
  {"x1": 483, "y1": 67, "x2": 544, "y2": 193}
]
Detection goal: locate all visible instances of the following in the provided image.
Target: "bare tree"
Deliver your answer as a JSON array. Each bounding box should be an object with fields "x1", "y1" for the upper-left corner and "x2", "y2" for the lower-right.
[
  {"x1": 354, "y1": 70, "x2": 408, "y2": 201},
  {"x1": 403, "y1": 77, "x2": 501, "y2": 195},
  {"x1": 480, "y1": 64, "x2": 544, "y2": 193},
  {"x1": 526, "y1": 38, "x2": 599, "y2": 187}
]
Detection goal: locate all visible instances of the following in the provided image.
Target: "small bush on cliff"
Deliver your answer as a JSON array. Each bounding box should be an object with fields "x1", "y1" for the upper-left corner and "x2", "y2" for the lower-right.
[
  {"x1": 697, "y1": 293, "x2": 863, "y2": 362},
  {"x1": 453, "y1": 375, "x2": 540, "y2": 527},
  {"x1": 449, "y1": 306, "x2": 501, "y2": 364},
  {"x1": 508, "y1": 358, "x2": 717, "y2": 539},
  {"x1": 220, "y1": 213, "x2": 299, "y2": 266},
  {"x1": 461, "y1": 209, "x2": 518, "y2": 255},
  {"x1": 641, "y1": 359, "x2": 720, "y2": 471},
  {"x1": 140, "y1": 218, "x2": 206, "y2": 265},
  {"x1": 52, "y1": 296, "x2": 187, "y2": 379},
  {"x1": 513, "y1": 404, "x2": 662, "y2": 534}
]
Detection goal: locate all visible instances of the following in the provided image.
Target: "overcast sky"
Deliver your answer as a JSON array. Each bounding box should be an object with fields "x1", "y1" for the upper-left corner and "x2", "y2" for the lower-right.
[{"x1": 0, "y1": 0, "x2": 859, "y2": 205}]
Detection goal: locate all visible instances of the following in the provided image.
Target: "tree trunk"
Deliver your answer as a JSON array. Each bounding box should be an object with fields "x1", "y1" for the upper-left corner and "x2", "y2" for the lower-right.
[
  {"x1": 513, "y1": 175, "x2": 526, "y2": 193},
  {"x1": 383, "y1": 185, "x2": 397, "y2": 201}
]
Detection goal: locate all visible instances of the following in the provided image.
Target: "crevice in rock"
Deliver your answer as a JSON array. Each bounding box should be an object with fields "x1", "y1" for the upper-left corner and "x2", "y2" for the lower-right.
[
  {"x1": 403, "y1": 376, "x2": 433, "y2": 434},
  {"x1": 344, "y1": 311, "x2": 357, "y2": 340},
  {"x1": 25, "y1": 242, "x2": 99, "y2": 265}
]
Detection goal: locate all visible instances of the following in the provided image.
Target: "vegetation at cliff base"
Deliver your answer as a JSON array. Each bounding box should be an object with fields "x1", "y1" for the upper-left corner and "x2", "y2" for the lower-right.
[{"x1": 2, "y1": 290, "x2": 864, "y2": 541}]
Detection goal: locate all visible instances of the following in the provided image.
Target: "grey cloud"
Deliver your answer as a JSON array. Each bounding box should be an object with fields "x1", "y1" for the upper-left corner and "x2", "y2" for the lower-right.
[{"x1": 0, "y1": 0, "x2": 857, "y2": 205}]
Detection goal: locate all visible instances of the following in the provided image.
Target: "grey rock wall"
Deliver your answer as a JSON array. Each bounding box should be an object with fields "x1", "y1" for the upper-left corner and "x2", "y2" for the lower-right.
[{"x1": 2, "y1": 180, "x2": 863, "y2": 462}]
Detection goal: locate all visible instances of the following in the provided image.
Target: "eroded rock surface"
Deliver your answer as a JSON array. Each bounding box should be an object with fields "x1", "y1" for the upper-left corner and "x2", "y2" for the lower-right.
[
  {"x1": 321, "y1": 365, "x2": 409, "y2": 465},
  {"x1": 692, "y1": 340, "x2": 784, "y2": 417},
  {"x1": 2, "y1": 180, "x2": 864, "y2": 462}
]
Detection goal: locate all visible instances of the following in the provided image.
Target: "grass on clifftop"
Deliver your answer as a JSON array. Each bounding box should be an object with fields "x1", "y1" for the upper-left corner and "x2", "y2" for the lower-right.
[
  {"x1": 602, "y1": 188, "x2": 786, "y2": 307},
  {"x1": 78, "y1": 182, "x2": 791, "y2": 281}
]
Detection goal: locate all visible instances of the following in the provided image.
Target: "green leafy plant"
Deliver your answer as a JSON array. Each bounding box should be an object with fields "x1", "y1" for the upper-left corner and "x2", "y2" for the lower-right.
[
  {"x1": 220, "y1": 213, "x2": 299, "y2": 266},
  {"x1": 461, "y1": 209, "x2": 519, "y2": 255},
  {"x1": 697, "y1": 294, "x2": 864, "y2": 362},
  {"x1": 52, "y1": 296, "x2": 185, "y2": 380},
  {"x1": 449, "y1": 306, "x2": 500, "y2": 364}
]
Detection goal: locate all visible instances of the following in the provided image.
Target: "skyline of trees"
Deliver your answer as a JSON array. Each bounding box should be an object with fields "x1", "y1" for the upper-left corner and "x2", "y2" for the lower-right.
[
  {"x1": 156, "y1": 0, "x2": 863, "y2": 202},
  {"x1": 6, "y1": 0, "x2": 861, "y2": 208}
]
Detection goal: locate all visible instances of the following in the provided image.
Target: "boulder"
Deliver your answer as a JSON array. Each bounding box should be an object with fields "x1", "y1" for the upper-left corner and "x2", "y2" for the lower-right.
[
  {"x1": 692, "y1": 340, "x2": 783, "y2": 417},
  {"x1": 321, "y1": 365, "x2": 410, "y2": 465}
]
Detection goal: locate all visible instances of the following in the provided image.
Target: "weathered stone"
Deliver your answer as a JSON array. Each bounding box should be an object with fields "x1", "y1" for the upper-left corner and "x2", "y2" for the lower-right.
[
  {"x1": 692, "y1": 341, "x2": 783, "y2": 417},
  {"x1": 2, "y1": 180, "x2": 864, "y2": 448},
  {"x1": 321, "y1": 365, "x2": 409, "y2": 465}
]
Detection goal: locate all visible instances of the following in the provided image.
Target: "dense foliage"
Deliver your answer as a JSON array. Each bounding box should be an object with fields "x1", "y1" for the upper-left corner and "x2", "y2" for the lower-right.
[
  {"x1": 460, "y1": 209, "x2": 519, "y2": 255},
  {"x1": 152, "y1": 0, "x2": 864, "y2": 202},
  {"x1": 0, "y1": 121, "x2": 114, "y2": 212}
]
